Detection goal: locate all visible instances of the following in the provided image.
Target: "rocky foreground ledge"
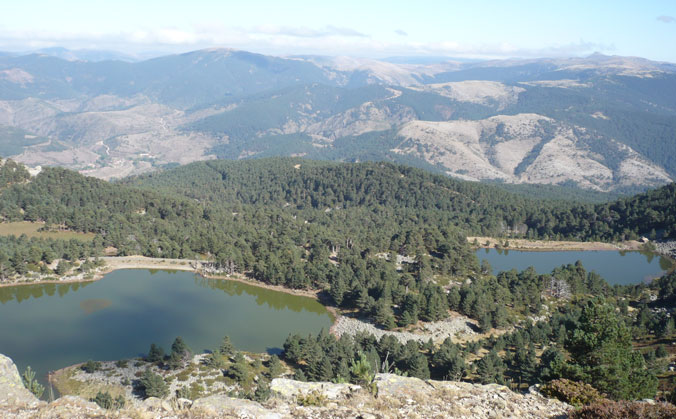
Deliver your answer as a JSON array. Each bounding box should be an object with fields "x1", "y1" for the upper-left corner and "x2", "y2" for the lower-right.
[{"x1": 0, "y1": 354, "x2": 570, "y2": 418}]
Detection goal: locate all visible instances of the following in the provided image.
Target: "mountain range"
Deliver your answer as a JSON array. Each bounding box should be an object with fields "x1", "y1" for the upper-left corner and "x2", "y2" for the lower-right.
[{"x1": 0, "y1": 48, "x2": 674, "y2": 192}]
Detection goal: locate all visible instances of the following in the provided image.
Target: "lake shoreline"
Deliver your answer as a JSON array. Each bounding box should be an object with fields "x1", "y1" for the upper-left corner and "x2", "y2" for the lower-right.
[
  {"x1": 466, "y1": 236, "x2": 645, "y2": 252},
  {"x1": 469, "y1": 237, "x2": 676, "y2": 275},
  {"x1": 0, "y1": 255, "x2": 340, "y2": 319}
]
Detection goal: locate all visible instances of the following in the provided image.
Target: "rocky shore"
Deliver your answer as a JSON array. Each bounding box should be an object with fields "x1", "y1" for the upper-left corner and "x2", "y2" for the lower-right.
[{"x1": 654, "y1": 240, "x2": 676, "y2": 260}]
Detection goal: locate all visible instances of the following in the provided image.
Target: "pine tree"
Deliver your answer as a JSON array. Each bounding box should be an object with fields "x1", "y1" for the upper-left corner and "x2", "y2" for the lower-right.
[
  {"x1": 22, "y1": 366, "x2": 44, "y2": 399},
  {"x1": 140, "y1": 369, "x2": 168, "y2": 399},
  {"x1": 228, "y1": 352, "x2": 250, "y2": 383},
  {"x1": 477, "y1": 350, "x2": 505, "y2": 385},
  {"x1": 167, "y1": 351, "x2": 183, "y2": 370},
  {"x1": 479, "y1": 312, "x2": 492, "y2": 333},
  {"x1": 219, "y1": 335, "x2": 235, "y2": 356},
  {"x1": 335, "y1": 358, "x2": 350, "y2": 382},
  {"x1": 268, "y1": 355, "x2": 283, "y2": 378},
  {"x1": 492, "y1": 305, "x2": 509, "y2": 328},
  {"x1": 330, "y1": 277, "x2": 347, "y2": 306},
  {"x1": 319, "y1": 356, "x2": 334, "y2": 381},
  {"x1": 447, "y1": 287, "x2": 461, "y2": 311},
  {"x1": 171, "y1": 336, "x2": 191, "y2": 358},
  {"x1": 374, "y1": 300, "x2": 396, "y2": 330},
  {"x1": 433, "y1": 338, "x2": 466, "y2": 380},
  {"x1": 407, "y1": 353, "x2": 430, "y2": 379},
  {"x1": 566, "y1": 298, "x2": 658, "y2": 400},
  {"x1": 147, "y1": 343, "x2": 165, "y2": 363}
]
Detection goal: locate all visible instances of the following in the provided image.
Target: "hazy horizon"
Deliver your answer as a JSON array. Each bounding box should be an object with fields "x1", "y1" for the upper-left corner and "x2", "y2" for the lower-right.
[{"x1": 2, "y1": 0, "x2": 675, "y2": 62}]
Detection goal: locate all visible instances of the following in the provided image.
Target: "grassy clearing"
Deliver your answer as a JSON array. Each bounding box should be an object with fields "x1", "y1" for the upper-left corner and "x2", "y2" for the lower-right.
[
  {"x1": 51, "y1": 367, "x2": 126, "y2": 401},
  {"x1": 0, "y1": 222, "x2": 95, "y2": 241}
]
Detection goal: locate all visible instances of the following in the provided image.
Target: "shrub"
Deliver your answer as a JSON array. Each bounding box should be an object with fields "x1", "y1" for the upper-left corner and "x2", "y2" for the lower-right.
[
  {"x1": 349, "y1": 352, "x2": 374, "y2": 386},
  {"x1": 175, "y1": 383, "x2": 203, "y2": 400},
  {"x1": 189, "y1": 382, "x2": 204, "y2": 400},
  {"x1": 669, "y1": 386, "x2": 676, "y2": 405},
  {"x1": 176, "y1": 386, "x2": 190, "y2": 399},
  {"x1": 228, "y1": 352, "x2": 250, "y2": 383},
  {"x1": 81, "y1": 360, "x2": 102, "y2": 374},
  {"x1": 568, "y1": 400, "x2": 676, "y2": 419},
  {"x1": 115, "y1": 359, "x2": 129, "y2": 368},
  {"x1": 204, "y1": 351, "x2": 227, "y2": 370},
  {"x1": 21, "y1": 366, "x2": 44, "y2": 399},
  {"x1": 296, "y1": 389, "x2": 327, "y2": 407},
  {"x1": 254, "y1": 379, "x2": 271, "y2": 402},
  {"x1": 655, "y1": 345, "x2": 668, "y2": 358},
  {"x1": 541, "y1": 379, "x2": 604, "y2": 407},
  {"x1": 139, "y1": 369, "x2": 169, "y2": 399},
  {"x1": 91, "y1": 391, "x2": 125, "y2": 410},
  {"x1": 92, "y1": 391, "x2": 113, "y2": 409}
]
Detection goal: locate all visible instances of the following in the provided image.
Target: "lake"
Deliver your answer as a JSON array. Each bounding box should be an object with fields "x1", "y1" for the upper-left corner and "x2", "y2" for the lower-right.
[
  {"x1": 0, "y1": 269, "x2": 332, "y2": 386},
  {"x1": 475, "y1": 249, "x2": 674, "y2": 285}
]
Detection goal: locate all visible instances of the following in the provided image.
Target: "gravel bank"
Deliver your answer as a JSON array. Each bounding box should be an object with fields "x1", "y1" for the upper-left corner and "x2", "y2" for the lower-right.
[
  {"x1": 654, "y1": 240, "x2": 676, "y2": 260},
  {"x1": 331, "y1": 315, "x2": 477, "y2": 344}
]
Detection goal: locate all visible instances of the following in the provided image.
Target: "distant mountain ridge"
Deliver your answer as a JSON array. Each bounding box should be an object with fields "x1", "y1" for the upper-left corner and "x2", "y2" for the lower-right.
[{"x1": 0, "y1": 48, "x2": 674, "y2": 192}]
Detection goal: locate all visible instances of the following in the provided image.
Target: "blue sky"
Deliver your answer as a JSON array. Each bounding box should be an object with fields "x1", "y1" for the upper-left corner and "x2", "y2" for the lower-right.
[{"x1": 2, "y1": 0, "x2": 676, "y2": 61}]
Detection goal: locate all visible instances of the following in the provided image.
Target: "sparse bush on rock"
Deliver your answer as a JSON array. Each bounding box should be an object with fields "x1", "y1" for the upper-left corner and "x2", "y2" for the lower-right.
[
  {"x1": 568, "y1": 399, "x2": 676, "y2": 419},
  {"x1": 540, "y1": 378, "x2": 604, "y2": 407}
]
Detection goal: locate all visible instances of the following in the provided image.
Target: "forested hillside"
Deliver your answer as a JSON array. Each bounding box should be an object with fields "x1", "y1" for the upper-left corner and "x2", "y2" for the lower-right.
[
  {"x1": 2, "y1": 157, "x2": 674, "y2": 292},
  {"x1": 127, "y1": 158, "x2": 676, "y2": 241}
]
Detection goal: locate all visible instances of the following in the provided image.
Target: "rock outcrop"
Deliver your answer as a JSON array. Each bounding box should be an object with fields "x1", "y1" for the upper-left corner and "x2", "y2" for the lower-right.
[
  {"x1": 0, "y1": 354, "x2": 47, "y2": 416},
  {"x1": 0, "y1": 353, "x2": 570, "y2": 418}
]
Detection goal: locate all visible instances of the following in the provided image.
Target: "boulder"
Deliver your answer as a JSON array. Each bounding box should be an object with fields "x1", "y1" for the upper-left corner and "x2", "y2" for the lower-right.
[
  {"x1": 0, "y1": 354, "x2": 44, "y2": 411},
  {"x1": 270, "y1": 378, "x2": 360, "y2": 401},
  {"x1": 191, "y1": 394, "x2": 281, "y2": 418}
]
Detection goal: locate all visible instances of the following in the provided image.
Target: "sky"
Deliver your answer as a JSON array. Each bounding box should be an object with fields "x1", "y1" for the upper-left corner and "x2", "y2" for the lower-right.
[{"x1": 2, "y1": 0, "x2": 676, "y2": 62}]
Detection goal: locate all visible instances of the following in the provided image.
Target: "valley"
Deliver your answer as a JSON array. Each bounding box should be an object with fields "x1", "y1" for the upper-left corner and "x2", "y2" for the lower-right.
[
  {"x1": 0, "y1": 156, "x2": 675, "y2": 416},
  {"x1": 3, "y1": 2, "x2": 676, "y2": 416}
]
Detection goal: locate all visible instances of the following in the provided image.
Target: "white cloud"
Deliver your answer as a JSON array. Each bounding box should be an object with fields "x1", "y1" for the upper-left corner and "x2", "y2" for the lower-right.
[
  {"x1": 394, "y1": 29, "x2": 408, "y2": 36},
  {"x1": 249, "y1": 25, "x2": 368, "y2": 38},
  {"x1": 657, "y1": 15, "x2": 675, "y2": 24},
  {"x1": 0, "y1": 25, "x2": 615, "y2": 60}
]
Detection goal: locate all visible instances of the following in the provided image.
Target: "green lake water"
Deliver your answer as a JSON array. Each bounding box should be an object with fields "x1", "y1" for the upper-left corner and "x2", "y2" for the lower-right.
[
  {"x1": 475, "y1": 249, "x2": 674, "y2": 285},
  {"x1": 0, "y1": 269, "x2": 332, "y2": 386}
]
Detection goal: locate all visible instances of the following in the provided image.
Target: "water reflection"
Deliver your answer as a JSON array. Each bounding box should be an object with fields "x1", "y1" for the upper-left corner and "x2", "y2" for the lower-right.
[
  {"x1": 194, "y1": 276, "x2": 327, "y2": 315},
  {"x1": 0, "y1": 269, "x2": 332, "y2": 393},
  {"x1": 0, "y1": 281, "x2": 93, "y2": 304}
]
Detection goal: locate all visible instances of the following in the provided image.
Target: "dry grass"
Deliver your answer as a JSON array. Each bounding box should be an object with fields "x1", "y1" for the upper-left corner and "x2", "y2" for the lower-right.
[
  {"x1": 0, "y1": 222, "x2": 95, "y2": 241},
  {"x1": 51, "y1": 366, "x2": 126, "y2": 400}
]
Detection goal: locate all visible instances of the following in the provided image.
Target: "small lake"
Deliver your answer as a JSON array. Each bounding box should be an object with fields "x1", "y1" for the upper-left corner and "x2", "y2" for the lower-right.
[
  {"x1": 475, "y1": 249, "x2": 674, "y2": 285},
  {"x1": 0, "y1": 269, "x2": 332, "y2": 387}
]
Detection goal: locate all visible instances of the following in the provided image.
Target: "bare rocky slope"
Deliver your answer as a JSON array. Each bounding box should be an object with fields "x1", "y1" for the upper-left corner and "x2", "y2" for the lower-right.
[
  {"x1": 393, "y1": 114, "x2": 672, "y2": 191},
  {"x1": 0, "y1": 353, "x2": 570, "y2": 418}
]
